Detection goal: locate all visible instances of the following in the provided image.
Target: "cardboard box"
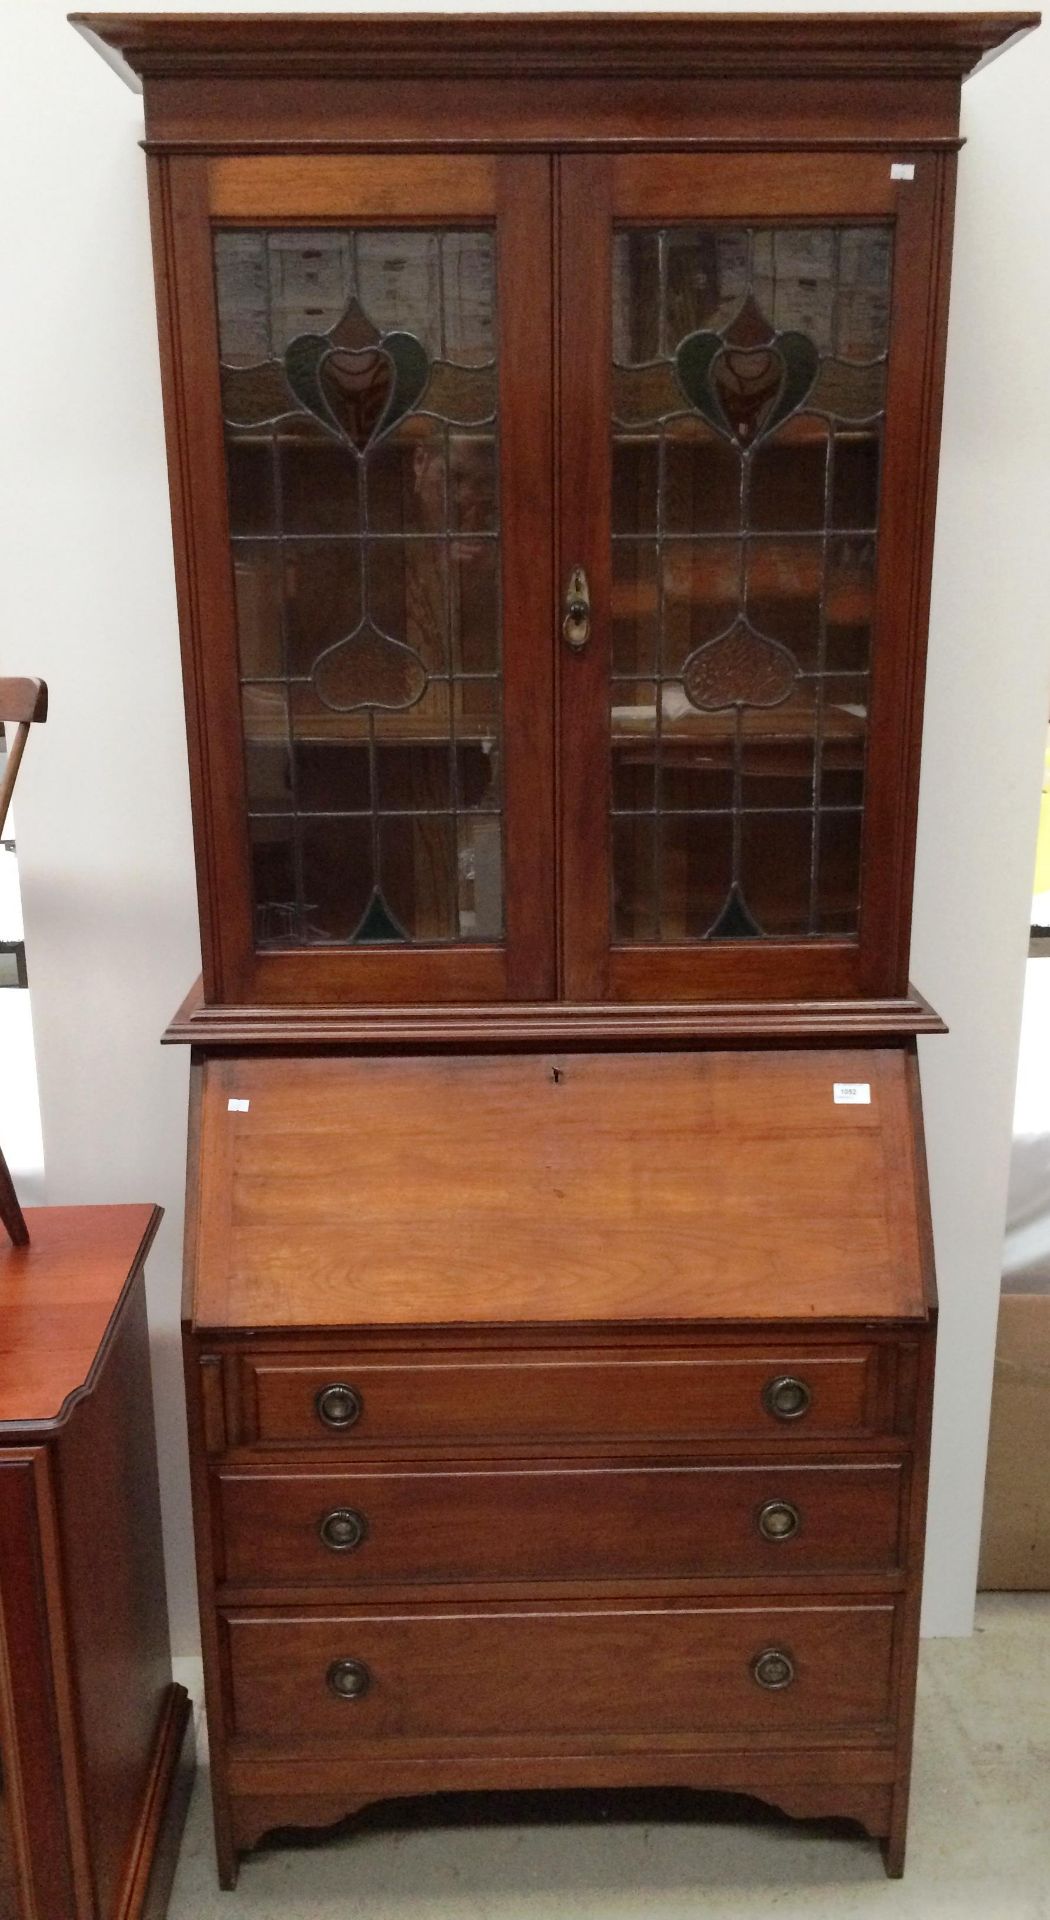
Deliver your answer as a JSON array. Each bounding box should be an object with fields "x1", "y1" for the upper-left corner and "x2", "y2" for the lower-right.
[{"x1": 978, "y1": 1292, "x2": 1050, "y2": 1589}]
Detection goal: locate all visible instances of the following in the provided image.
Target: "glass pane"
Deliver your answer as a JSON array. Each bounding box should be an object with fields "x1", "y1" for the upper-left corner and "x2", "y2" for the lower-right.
[
  {"x1": 749, "y1": 417, "x2": 829, "y2": 532},
  {"x1": 232, "y1": 545, "x2": 283, "y2": 678},
  {"x1": 301, "y1": 816, "x2": 374, "y2": 941},
  {"x1": 825, "y1": 535, "x2": 875, "y2": 671},
  {"x1": 612, "y1": 815, "x2": 658, "y2": 940},
  {"x1": 451, "y1": 545, "x2": 500, "y2": 676},
  {"x1": 242, "y1": 686, "x2": 291, "y2": 811},
  {"x1": 662, "y1": 542, "x2": 740, "y2": 670},
  {"x1": 609, "y1": 221, "x2": 890, "y2": 943},
  {"x1": 741, "y1": 810, "x2": 813, "y2": 933},
  {"x1": 662, "y1": 814, "x2": 734, "y2": 938},
  {"x1": 612, "y1": 543, "x2": 658, "y2": 675},
  {"x1": 612, "y1": 435, "x2": 659, "y2": 534},
  {"x1": 226, "y1": 431, "x2": 276, "y2": 535},
  {"x1": 816, "y1": 809, "x2": 864, "y2": 931},
  {"x1": 457, "y1": 814, "x2": 503, "y2": 937},
  {"x1": 746, "y1": 540, "x2": 823, "y2": 669},
  {"x1": 380, "y1": 815, "x2": 458, "y2": 940},
  {"x1": 249, "y1": 816, "x2": 297, "y2": 947},
  {"x1": 279, "y1": 419, "x2": 360, "y2": 535},
  {"x1": 664, "y1": 419, "x2": 741, "y2": 534},
  {"x1": 215, "y1": 226, "x2": 503, "y2": 949}
]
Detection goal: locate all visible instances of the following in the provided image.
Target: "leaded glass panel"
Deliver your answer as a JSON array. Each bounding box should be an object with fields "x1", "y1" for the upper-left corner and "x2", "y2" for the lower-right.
[
  {"x1": 610, "y1": 224, "x2": 891, "y2": 943},
  {"x1": 214, "y1": 228, "x2": 502, "y2": 949}
]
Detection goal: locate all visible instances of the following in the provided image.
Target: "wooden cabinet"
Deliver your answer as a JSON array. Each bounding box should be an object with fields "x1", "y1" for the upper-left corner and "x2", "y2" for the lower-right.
[
  {"x1": 179, "y1": 1045, "x2": 936, "y2": 1881},
  {"x1": 0, "y1": 1208, "x2": 193, "y2": 1920},
  {"x1": 75, "y1": 5, "x2": 1035, "y2": 1890},
  {"x1": 75, "y1": 8, "x2": 1035, "y2": 1042},
  {"x1": 141, "y1": 142, "x2": 935, "y2": 1013}
]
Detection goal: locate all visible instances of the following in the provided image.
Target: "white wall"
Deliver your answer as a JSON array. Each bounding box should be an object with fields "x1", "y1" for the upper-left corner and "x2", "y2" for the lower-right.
[
  {"x1": 5, "y1": 0, "x2": 202, "y2": 1649},
  {"x1": 4, "y1": 0, "x2": 1048, "y2": 1653},
  {"x1": 912, "y1": 15, "x2": 1050, "y2": 1630}
]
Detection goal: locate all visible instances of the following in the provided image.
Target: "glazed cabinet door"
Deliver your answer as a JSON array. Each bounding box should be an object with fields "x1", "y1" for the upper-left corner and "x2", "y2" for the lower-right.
[
  {"x1": 153, "y1": 155, "x2": 555, "y2": 1006},
  {"x1": 558, "y1": 151, "x2": 953, "y2": 1002}
]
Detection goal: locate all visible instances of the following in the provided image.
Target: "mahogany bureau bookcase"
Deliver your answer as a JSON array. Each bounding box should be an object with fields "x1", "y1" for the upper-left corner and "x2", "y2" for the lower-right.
[{"x1": 74, "y1": 8, "x2": 1037, "y2": 1888}]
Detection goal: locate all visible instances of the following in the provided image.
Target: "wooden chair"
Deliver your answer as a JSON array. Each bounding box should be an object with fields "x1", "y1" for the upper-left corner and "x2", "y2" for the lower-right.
[{"x1": 0, "y1": 677, "x2": 47, "y2": 1247}]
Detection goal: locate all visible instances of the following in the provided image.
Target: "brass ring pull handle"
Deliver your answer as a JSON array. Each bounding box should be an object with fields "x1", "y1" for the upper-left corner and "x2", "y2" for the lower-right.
[
  {"x1": 315, "y1": 1383, "x2": 363, "y2": 1430},
  {"x1": 757, "y1": 1499, "x2": 801, "y2": 1542},
  {"x1": 319, "y1": 1508, "x2": 368, "y2": 1552},
  {"x1": 327, "y1": 1658, "x2": 371, "y2": 1700},
  {"x1": 562, "y1": 565, "x2": 591, "y2": 651},
  {"x1": 762, "y1": 1375, "x2": 812, "y2": 1422},
  {"x1": 751, "y1": 1648, "x2": 796, "y2": 1691}
]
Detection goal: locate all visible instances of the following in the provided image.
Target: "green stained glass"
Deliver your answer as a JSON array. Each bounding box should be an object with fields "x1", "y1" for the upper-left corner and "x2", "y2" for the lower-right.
[
  {"x1": 674, "y1": 326, "x2": 819, "y2": 448},
  {"x1": 353, "y1": 889, "x2": 410, "y2": 945},
  {"x1": 707, "y1": 882, "x2": 763, "y2": 939}
]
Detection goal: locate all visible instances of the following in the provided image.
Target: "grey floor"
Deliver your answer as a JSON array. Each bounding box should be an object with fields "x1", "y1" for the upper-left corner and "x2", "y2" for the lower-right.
[{"x1": 169, "y1": 1595, "x2": 1050, "y2": 1918}]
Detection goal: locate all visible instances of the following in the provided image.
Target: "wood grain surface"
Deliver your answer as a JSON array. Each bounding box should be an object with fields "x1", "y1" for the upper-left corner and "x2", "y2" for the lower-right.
[
  {"x1": 223, "y1": 1596, "x2": 897, "y2": 1747},
  {"x1": 0, "y1": 1206, "x2": 161, "y2": 1427},
  {"x1": 238, "y1": 1345, "x2": 881, "y2": 1448},
  {"x1": 192, "y1": 1050, "x2": 927, "y2": 1329},
  {"x1": 216, "y1": 1458, "x2": 905, "y2": 1588}
]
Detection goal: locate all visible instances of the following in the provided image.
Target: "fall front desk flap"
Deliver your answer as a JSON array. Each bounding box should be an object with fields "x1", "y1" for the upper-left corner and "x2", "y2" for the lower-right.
[{"x1": 189, "y1": 1049, "x2": 930, "y2": 1331}]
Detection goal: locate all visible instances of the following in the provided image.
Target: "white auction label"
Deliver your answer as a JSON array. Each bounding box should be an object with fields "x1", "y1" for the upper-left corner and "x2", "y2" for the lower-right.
[
  {"x1": 833, "y1": 1083, "x2": 871, "y2": 1105},
  {"x1": 890, "y1": 163, "x2": 916, "y2": 180},
  {"x1": 227, "y1": 1098, "x2": 250, "y2": 1112}
]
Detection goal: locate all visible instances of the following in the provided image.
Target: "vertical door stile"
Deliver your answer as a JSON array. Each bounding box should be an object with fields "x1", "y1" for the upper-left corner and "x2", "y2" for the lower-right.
[
  {"x1": 496, "y1": 154, "x2": 558, "y2": 1000},
  {"x1": 557, "y1": 157, "x2": 614, "y2": 1001}
]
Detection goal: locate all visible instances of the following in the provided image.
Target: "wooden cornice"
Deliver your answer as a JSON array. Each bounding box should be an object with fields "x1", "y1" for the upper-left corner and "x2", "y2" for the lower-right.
[
  {"x1": 163, "y1": 976, "x2": 946, "y2": 1051},
  {"x1": 71, "y1": 12, "x2": 1039, "y2": 90}
]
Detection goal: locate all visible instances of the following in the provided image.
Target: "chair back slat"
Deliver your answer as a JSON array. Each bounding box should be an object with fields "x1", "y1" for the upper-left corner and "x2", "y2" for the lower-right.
[
  {"x1": 0, "y1": 678, "x2": 47, "y2": 841},
  {"x1": 0, "y1": 679, "x2": 47, "y2": 726}
]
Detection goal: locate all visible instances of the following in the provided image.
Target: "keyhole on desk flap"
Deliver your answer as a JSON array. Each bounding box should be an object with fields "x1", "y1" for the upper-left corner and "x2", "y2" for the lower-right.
[{"x1": 551, "y1": 1066, "x2": 564, "y2": 1084}]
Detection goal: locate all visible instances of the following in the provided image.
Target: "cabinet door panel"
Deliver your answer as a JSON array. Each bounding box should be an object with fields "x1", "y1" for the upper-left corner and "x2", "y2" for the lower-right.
[
  {"x1": 156, "y1": 154, "x2": 554, "y2": 1005},
  {"x1": 0, "y1": 1746, "x2": 14, "y2": 1920},
  {"x1": 0, "y1": 1453, "x2": 76, "y2": 1920},
  {"x1": 558, "y1": 151, "x2": 951, "y2": 1002}
]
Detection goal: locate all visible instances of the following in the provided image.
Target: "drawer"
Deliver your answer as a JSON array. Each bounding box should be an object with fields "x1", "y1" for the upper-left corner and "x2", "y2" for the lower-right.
[
  {"x1": 234, "y1": 1347, "x2": 887, "y2": 1451},
  {"x1": 216, "y1": 1460, "x2": 905, "y2": 1588},
  {"x1": 224, "y1": 1598, "x2": 897, "y2": 1747}
]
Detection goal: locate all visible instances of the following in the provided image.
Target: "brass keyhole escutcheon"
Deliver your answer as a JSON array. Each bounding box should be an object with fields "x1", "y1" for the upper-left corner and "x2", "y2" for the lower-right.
[{"x1": 563, "y1": 565, "x2": 591, "y2": 650}]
